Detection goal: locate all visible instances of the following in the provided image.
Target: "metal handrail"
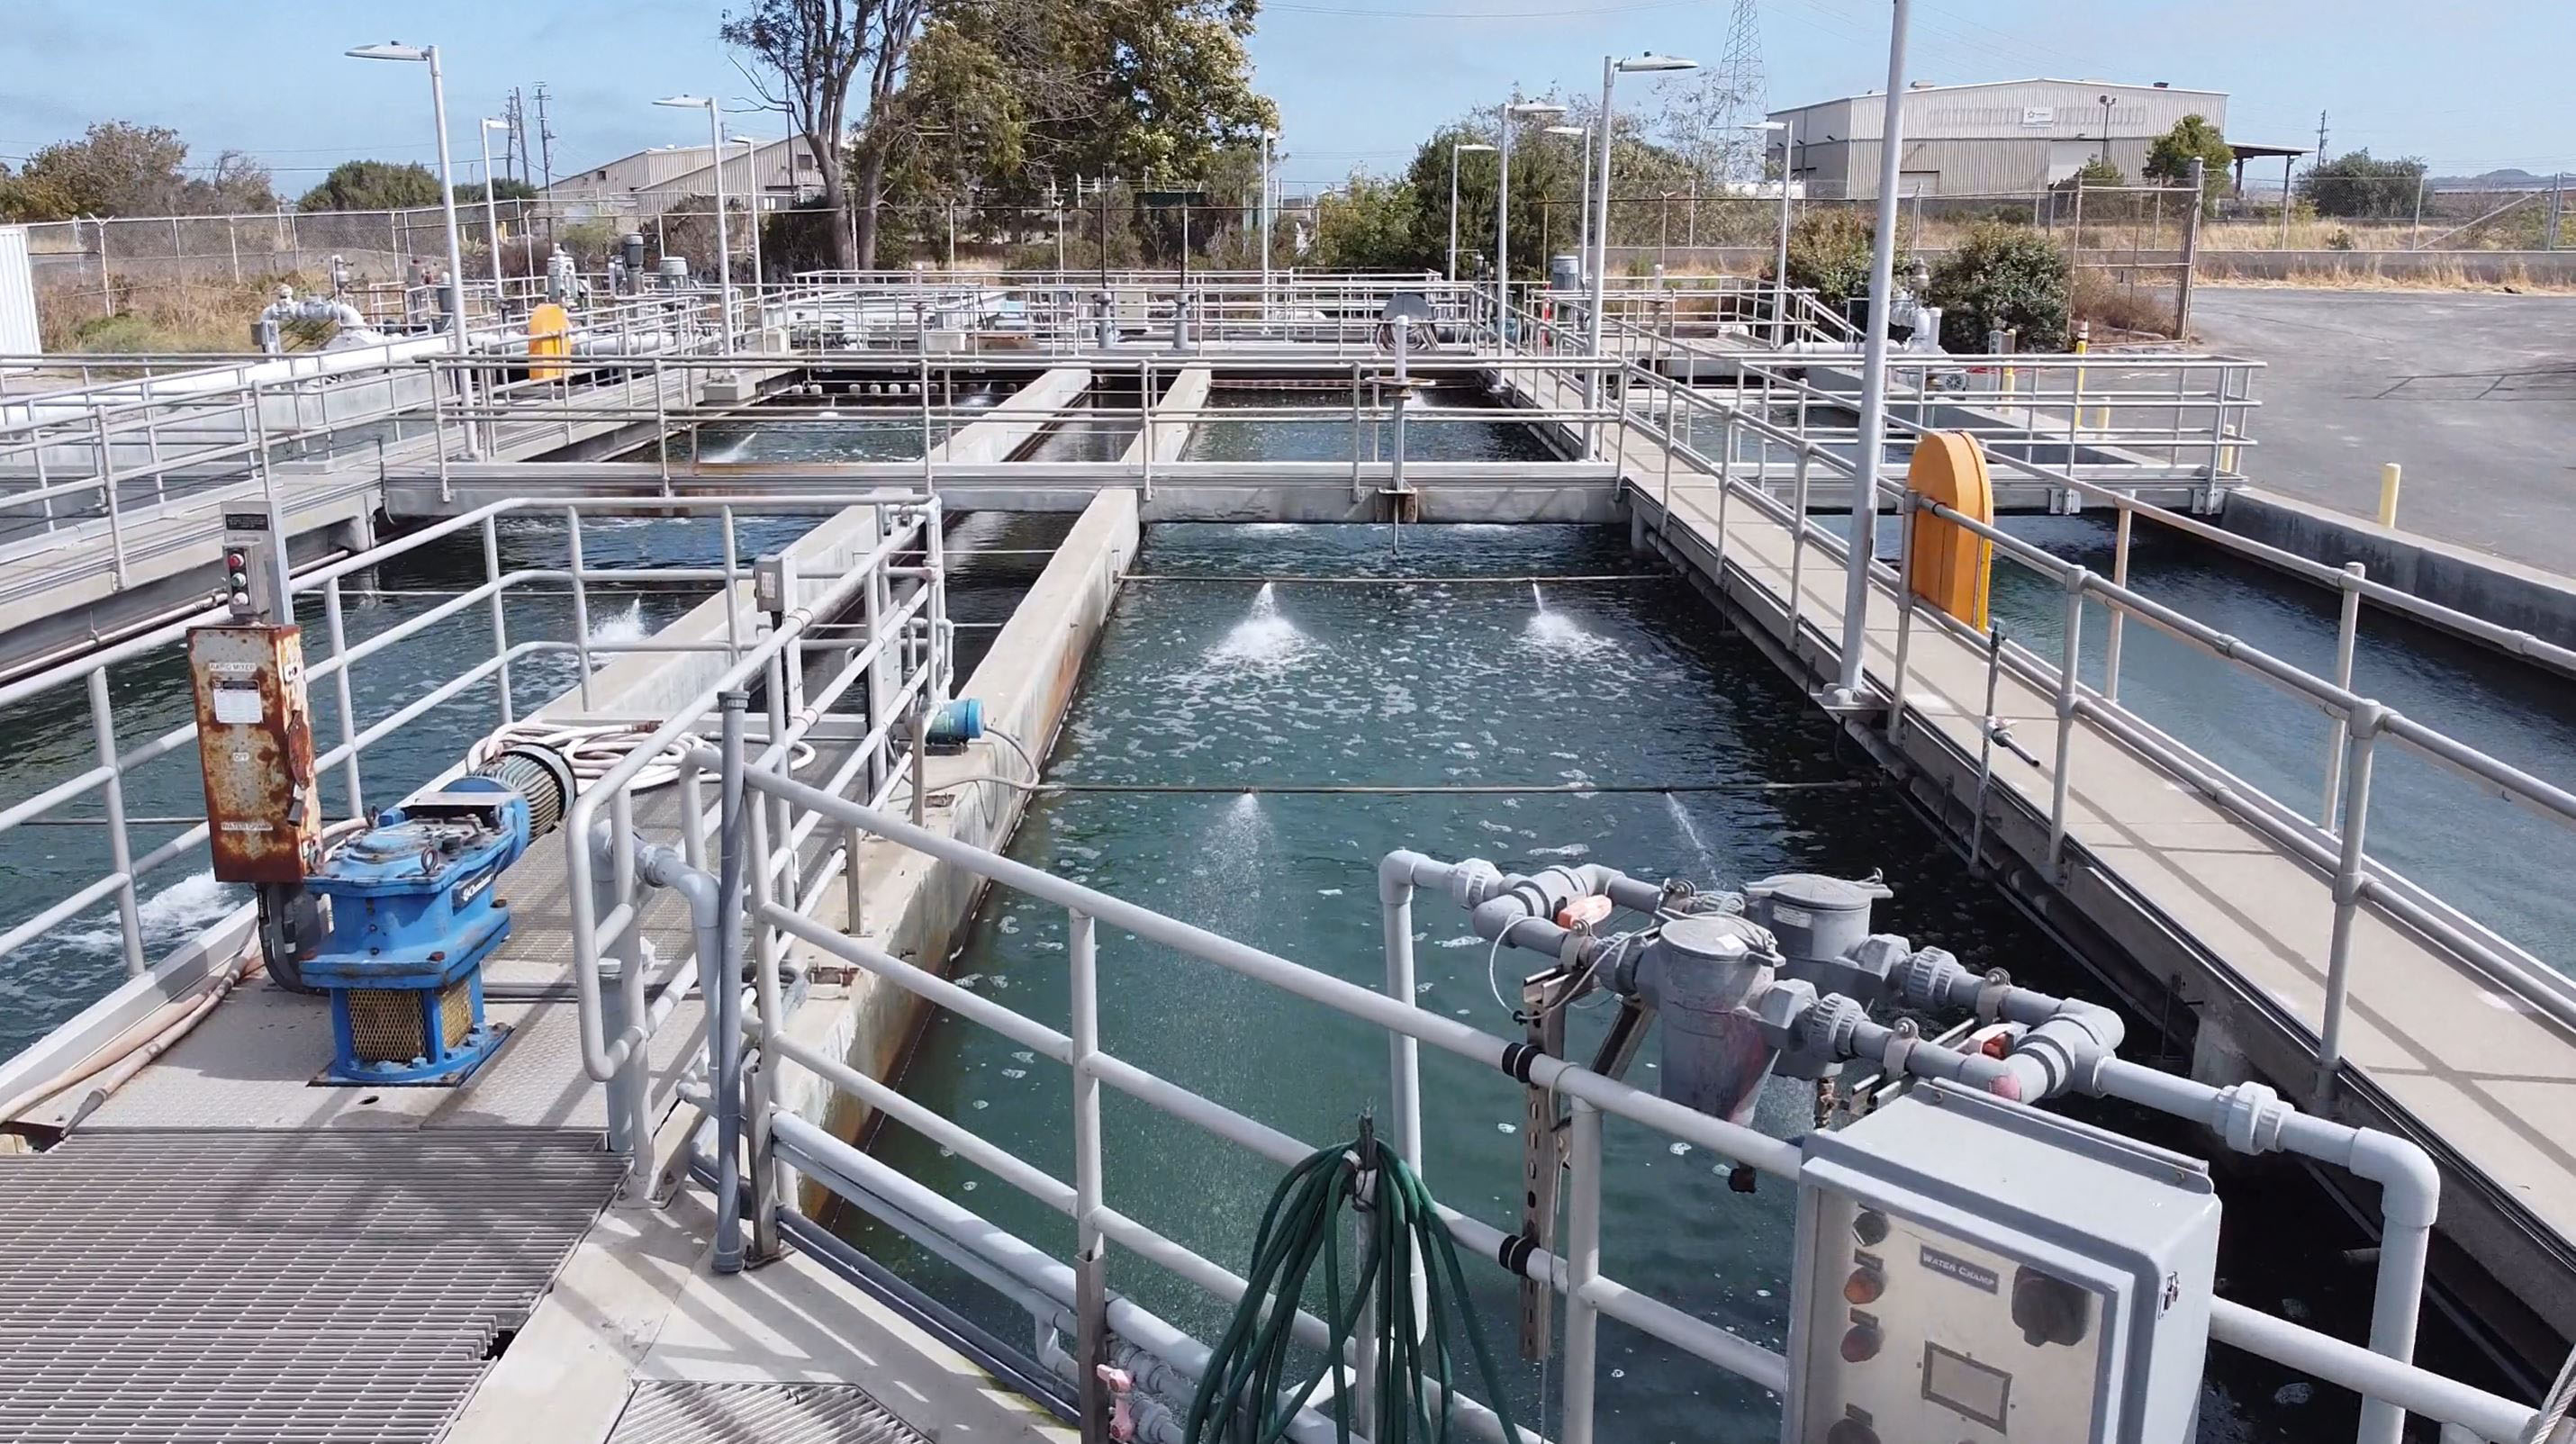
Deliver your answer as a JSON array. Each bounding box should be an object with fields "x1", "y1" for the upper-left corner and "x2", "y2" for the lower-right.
[
  {"x1": 1600, "y1": 352, "x2": 2576, "y2": 1054},
  {"x1": 707, "y1": 756, "x2": 2565, "y2": 1444}
]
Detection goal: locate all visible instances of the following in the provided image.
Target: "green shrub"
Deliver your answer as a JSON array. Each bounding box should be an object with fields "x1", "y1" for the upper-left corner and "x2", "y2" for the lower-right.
[
  {"x1": 1925, "y1": 222, "x2": 2070, "y2": 352},
  {"x1": 1777, "y1": 209, "x2": 1873, "y2": 310}
]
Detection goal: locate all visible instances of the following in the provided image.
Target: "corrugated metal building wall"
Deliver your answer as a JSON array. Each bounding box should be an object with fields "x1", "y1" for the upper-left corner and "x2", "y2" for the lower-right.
[
  {"x1": 0, "y1": 228, "x2": 39, "y2": 356},
  {"x1": 1771, "y1": 80, "x2": 2228, "y2": 199}
]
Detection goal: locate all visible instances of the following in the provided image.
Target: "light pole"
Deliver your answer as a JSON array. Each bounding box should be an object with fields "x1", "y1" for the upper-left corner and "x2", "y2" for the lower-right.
[
  {"x1": 655, "y1": 95, "x2": 733, "y2": 354},
  {"x1": 1497, "y1": 99, "x2": 1566, "y2": 338},
  {"x1": 1832, "y1": 0, "x2": 1914, "y2": 703},
  {"x1": 1745, "y1": 120, "x2": 1790, "y2": 343},
  {"x1": 1586, "y1": 55, "x2": 1696, "y2": 381},
  {"x1": 2098, "y1": 94, "x2": 2118, "y2": 165},
  {"x1": 730, "y1": 134, "x2": 765, "y2": 301},
  {"x1": 346, "y1": 42, "x2": 467, "y2": 355},
  {"x1": 1544, "y1": 124, "x2": 1588, "y2": 287},
  {"x1": 1447, "y1": 140, "x2": 1494, "y2": 281},
  {"x1": 476, "y1": 117, "x2": 509, "y2": 308}
]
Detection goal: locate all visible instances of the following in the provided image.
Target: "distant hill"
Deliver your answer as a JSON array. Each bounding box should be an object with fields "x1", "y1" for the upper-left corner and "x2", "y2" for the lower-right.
[{"x1": 2428, "y1": 167, "x2": 2553, "y2": 189}]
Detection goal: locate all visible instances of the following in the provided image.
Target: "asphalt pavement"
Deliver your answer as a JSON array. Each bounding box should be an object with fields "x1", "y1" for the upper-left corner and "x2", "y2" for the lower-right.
[{"x1": 2191, "y1": 287, "x2": 2576, "y2": 575}]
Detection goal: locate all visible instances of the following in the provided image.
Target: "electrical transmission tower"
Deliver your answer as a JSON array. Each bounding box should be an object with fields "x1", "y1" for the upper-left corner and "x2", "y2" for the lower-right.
[{"x1": 1714, "y1": 0, "x2": 1767, "y2": 181}]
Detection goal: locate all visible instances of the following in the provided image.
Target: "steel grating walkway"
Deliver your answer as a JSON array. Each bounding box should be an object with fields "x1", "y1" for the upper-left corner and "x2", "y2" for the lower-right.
[
  {"x1": 0, "y1": 1129, "x2": 621, "y2": 1443},
  {"x1": 608, "y1": 1381, "x2": 937, "y2": 1444}
]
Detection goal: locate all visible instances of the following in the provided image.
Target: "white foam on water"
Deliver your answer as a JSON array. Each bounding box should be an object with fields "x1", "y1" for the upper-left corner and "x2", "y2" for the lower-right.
[
  {"x1": 59, "y1": 871, "x2": 240, "y2": 957},
  {"x1": 1203, "y1": 582, "x2": 1307, "y2": 668},
  {"x1": 587, "y1": 599, "x2": 649, "y2": 666}
]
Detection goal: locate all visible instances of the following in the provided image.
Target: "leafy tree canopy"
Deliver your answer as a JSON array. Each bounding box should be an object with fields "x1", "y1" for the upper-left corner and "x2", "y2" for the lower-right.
[
  {"x1": 0, "y1": 122, "x2": 273, "y2": 220},
  {"x1": 2298, "y1": 149, "x2": 2427, "y2": 219},
  {"x1": 2144, "y1": 113, "x2": 2231, "y2": 212},
  {"x1": 300, "y1": 159, "x2": 443, "y2": 212}
]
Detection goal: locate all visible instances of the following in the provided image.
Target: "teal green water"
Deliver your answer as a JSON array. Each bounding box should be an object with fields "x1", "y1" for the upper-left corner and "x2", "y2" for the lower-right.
[
  {"x1": 1183, "y1": 386, "x2": 1558, "y2": 464},
  {"x1": 854, "y1": 523, "x2": 2455, "y2": 1444}
]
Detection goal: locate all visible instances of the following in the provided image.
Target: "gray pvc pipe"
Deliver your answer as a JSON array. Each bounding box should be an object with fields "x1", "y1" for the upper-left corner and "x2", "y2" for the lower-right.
[{"x1": 2089, "y1": 1058, "x2": 2434, "y2": 1444}]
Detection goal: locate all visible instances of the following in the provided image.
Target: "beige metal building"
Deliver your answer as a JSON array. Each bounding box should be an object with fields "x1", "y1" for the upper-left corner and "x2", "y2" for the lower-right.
[
  {"x1": 547, "y1": 136, "x2": 824, "y2": 219},
  {"x1": 1768, "y1": 79, "x2": 2228, "y2": 199}
]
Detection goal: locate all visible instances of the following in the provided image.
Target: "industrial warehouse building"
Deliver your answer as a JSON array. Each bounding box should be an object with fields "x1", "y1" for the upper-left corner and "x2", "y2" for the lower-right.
[{"x1": 1768, "y1": 78, "x2": 2229, "y2": 199}]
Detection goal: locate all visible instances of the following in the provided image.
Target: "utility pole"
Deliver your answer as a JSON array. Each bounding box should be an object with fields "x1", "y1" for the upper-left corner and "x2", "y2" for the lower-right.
[{"x1": 535, "y1": 82, "x2": 557, "y2": 191}]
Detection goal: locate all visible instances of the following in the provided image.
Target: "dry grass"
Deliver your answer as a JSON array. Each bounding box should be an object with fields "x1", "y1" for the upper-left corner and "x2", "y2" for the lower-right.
[
  {"x1": 2199, "y1": 263, "x2": 2576, "y2": 295},
  {"x1": 35, "y1": 269, "x2": 334, "y2": 354}
]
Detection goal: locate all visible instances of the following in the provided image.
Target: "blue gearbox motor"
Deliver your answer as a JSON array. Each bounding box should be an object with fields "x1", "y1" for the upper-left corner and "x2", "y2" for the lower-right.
[{"x1": 302, "y1": 745, "x2": 572, "y2": 1085}]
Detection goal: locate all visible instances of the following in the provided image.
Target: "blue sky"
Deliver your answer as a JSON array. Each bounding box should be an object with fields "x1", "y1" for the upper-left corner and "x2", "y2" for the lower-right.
[{"x1": 2, "y1": 0, "x2": 2568, "y2": 194}]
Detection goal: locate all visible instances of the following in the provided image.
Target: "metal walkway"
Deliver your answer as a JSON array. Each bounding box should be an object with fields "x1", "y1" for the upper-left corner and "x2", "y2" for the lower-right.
[
  {"x1": 608, "y1": 1381, "x2": 934, "y2": 1444},
  {"x1": 0, "y1": 1129, "x2": 619, "y2": 1444}
]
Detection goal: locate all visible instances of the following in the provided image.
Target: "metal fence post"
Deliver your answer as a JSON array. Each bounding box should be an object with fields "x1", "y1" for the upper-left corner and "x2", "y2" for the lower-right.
[
  {"x1": 2317, "y1": 705, "x2": 2381, "y2": 1092},
  {"x1": 1069, "y1": 907, "x2": 1110, "y2": 1444},
  {"x1": 2047, "y1": 568, "x2": 2090, "y2": 873},
  {"x1": 2320, "y1": 562, "x2": 2366, "y2": 829},
  {"x1": 1886, "y1": 491, "x2": 1919, "y2": 746},
  {"x1": 565, "y1": 506, "x2": 595, "y2": 708}
]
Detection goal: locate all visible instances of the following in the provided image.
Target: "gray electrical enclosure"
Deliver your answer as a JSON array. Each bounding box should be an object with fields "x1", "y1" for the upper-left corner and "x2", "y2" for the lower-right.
[{"x1": 1786, "y1": 1080, "x2": 2219, "y2": 1444}]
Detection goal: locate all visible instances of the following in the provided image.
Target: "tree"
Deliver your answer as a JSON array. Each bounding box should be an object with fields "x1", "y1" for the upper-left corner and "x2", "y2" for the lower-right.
[
  {"x1": 2, "y1": 122, "x2": 192, "y2": 219},
  {"x1": 300, "y1": 159, "x2": 443, "y2": 212},
  {"x1": 1774, "y1": 208, "x2": 1873, "y2": 310},
  {"x1": 1305, "y1": 174, "x2": 1422, "y2": 271},
  {"x1": 2145, "y1": 113, "x2": 2230, "y2": 213},
  {"x1": 2299, "y1": 149, "x2": 2427, "y2": 219},
  {"x1": 869, "y1": 0, "x2": 1277, "y2": 262},
  {"x1": 2055, "y1": 156, "x2": 2126, "y2": 192},
  {"x1": 454, "y1": 177, "x2": 538, "y2": 203},
  {"x1": 1924, "y1": 222, "x2": 2070, "y2": 351},
  {"x1": 724, "y1": 0, "x2": 930, "y2": 270}
]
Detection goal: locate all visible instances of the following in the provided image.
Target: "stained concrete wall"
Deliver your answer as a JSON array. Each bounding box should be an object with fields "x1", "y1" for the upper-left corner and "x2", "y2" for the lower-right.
[
  {"x1": 2219, "y1": 486, "x2": 2576, "y2": 673},
  {"x1": 1131, "y1": 366, "x2": 1209, "y2": 465}
]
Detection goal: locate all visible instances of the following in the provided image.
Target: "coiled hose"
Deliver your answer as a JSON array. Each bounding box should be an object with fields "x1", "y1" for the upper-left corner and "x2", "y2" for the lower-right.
[
  {"x1": 1185, "y1": 1131, "x2": 1520, "y2": 1444},
  {"x1": 468, "y1": 720, "x2": 813, "y2": 793}
]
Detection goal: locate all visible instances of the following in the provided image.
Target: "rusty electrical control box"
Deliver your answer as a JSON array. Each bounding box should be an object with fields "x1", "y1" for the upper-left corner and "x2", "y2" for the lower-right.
[{"x1": 190, "y1": 624, "x2": 322, "y2": 884}]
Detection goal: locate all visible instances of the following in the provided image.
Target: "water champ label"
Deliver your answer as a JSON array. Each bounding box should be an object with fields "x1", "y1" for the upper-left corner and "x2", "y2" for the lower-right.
[{"x1": 1920, "y1": 1245, "x2": 2000, "y2": 1294}]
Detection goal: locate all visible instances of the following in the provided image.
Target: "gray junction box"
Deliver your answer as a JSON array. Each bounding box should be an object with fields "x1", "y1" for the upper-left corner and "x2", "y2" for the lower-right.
[{"x1": 1786, "y1": 1080, "x2": 2220, "y2": 1443}]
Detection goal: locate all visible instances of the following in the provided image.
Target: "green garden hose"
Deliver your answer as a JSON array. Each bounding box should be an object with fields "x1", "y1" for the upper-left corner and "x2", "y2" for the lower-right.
[{"x1": 1185, "y1": 1126, "x2": 1523, "y2": 1444}]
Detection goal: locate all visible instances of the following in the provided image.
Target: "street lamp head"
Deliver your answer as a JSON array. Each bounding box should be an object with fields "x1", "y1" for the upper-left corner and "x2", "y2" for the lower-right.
[
  {"x1": 1454, "y1": 141, "x2": 1496, "y2": 153},
  {"x1": 1742, "y1": 120, "x2": 1789, "y2": 132},
  {"x1": 345, "y1": 41, "x2": 429, "y2": 62},
  {"x1": 481, "y1": 116, "x2": 509, "y2": 132},
  {"x1": 1505, "y1": 101, "x2": 1568, "y2": 118},
  {"x1": 655, "y1": 95, "x2": 716, "y2": 110},
  {"x1": 1616, "y1": 53, "x2": 1699, "y2": 73},
  {"x1": 1543, "y1": 124, "x2": 1586, "y2": 138}
]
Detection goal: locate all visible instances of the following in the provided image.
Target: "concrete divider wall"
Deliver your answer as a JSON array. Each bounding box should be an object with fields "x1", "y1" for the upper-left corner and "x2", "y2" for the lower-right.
[
  {"x1": 777, "y1": 488, "x2": 1139, "y2": 1150},
  {"x1": 2219, "y1": 487, "x2": 2576, "y2": 667},
  {"x1": 1129, "y1": 365, "x2": 1209, "y2": 465}
]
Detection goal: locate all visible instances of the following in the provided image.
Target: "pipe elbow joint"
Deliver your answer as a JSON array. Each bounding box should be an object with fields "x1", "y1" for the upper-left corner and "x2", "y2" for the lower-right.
[{"x1": 2349, "y1": 1131, "x2": 2442, "y2": 1230}]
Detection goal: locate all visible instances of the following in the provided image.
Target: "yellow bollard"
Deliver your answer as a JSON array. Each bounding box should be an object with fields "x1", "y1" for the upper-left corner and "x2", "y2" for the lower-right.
[{"x1": 2376, "y1": 463, "x2": 2402, "y2": 528}]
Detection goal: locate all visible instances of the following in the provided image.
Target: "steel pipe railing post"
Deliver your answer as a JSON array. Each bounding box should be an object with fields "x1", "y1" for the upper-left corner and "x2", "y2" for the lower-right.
[
  {"x1": 2317, "y1": 704, "x2": 2382, "y2": 1092},
  {"x1": 1562, "y1": 1097, "x2": 1603, "y2": 1444},
  {"x1": 2103, "y1": 503, "x2": 2134, "y2": 704},
  {"x1": 1379, "y1": 866, "x2": 1424, "y2": 1172},
  {"x1": 1785, "y1": 445, "x2": 1812, "y2": 639},
  {"x1": 2047, "y1": 567, "x2": 2090, "y2": 873},
  {"x1": 1070, "y1": 907, "x2": 1109, "y2": 1444},
  {"x1": 86, "y1": 669, "x2": 146, "y2": 979},
  {"x1": 322, "y1": 575, "x2": 365, "y2": 822},
  {"x1": 483, "y1": 514, "x2": 515, "y2": 724},
  {"x1": 713, "y1": 691, "x2": 751, "y2": 1272},
  {"x1": 1713, "y1": 417, "x2": 1735, "y2": 579},
  {"x1": 565, "y1": 506, "x2": 594, "y2": 708},
  {"x1": 2321, "y1": 562, "x2": 2367, "y2": 829},
  {"x1": 1886, "y1": 490, "x2": 1919, "y2": 747}
]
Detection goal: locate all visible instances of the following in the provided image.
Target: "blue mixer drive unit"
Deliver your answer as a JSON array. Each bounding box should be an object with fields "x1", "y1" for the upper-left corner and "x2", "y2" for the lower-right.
[{"x1": 302, "y1": 747, "x2": 573, "y2": 1085}]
